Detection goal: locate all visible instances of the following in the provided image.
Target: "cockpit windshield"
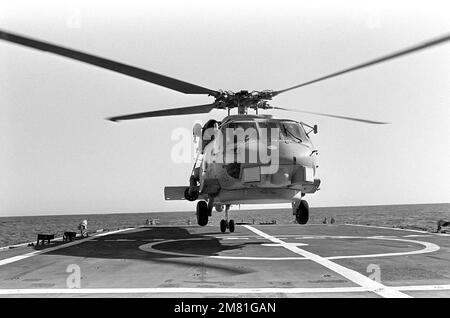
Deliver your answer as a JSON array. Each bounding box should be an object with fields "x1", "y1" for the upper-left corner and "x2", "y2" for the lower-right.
[
  {"x1": 258, "y1": 120, "x2": 309, "y2": 144},
  {"x1": 222, "y1": 121, "x2": 258, "y2": 144},
  {"x1": 221, "y1": 120, "x2": 310, "y2": 145}
]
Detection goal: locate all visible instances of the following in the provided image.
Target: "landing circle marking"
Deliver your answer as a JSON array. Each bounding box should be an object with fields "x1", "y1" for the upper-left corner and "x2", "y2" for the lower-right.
[{"x1": 139, "y1": 235, "x2": 439, "y2": 260}]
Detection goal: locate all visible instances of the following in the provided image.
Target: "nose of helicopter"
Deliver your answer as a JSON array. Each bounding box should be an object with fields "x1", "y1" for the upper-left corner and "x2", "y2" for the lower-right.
[
  {"x1": 232, "y1": 140, "x2": 316, "y2": 167},
  {"x1": 268, "y1": 141, "x2": 318, "y2": 185},
  {"x1": 276, "y1": 141, "x2": 316, "y2": 166},
  {"x1": 222, "y1": 140, "x2": 319, "y2": 188},
  {"x1": 230, "y1": 140, "x2": 318, "y2": 185}
]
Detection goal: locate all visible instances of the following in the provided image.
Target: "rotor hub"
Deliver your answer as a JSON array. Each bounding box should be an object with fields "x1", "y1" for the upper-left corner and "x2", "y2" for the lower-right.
[{"x1": 212, "y1": 90, "x2": 275, "y2": 114}]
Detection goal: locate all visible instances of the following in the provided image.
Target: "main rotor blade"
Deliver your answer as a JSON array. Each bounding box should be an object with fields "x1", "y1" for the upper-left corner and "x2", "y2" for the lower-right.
[
  {"x1": 274, "y1": 33, "x2": 450, "y2": 95},
  {"x1": 272, "y1": 107, "x2": 389, "y2": 124},
  {"x1": 0, "y1": 29, "x2": 217, "y2": 95},
  {"x1": 107, "y1": 103, "x2": 217, "y2": 122}
]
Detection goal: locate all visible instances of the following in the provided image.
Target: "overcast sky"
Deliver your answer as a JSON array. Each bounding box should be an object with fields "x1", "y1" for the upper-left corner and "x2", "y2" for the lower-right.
[{"x1": 1, "y1": 0, "x2": 449, "y2": 216}]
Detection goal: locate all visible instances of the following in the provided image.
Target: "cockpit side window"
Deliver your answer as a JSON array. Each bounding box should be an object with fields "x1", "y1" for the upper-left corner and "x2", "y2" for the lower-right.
[
  {"x1": 279, "y1": 121, "x2": 308, "y2": 142},
  {"x1": 201, "y1": 119, "x2": 219, "y2": 151}
]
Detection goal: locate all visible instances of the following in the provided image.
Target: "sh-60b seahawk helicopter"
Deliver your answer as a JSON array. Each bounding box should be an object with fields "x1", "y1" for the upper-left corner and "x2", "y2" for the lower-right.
[{"x1": 1, "y1": 30, "x2": 449, "y2": 232}]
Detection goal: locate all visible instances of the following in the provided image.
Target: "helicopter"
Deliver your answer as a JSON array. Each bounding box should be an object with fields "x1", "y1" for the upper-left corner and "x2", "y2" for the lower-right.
[{"x1": 1, "y1": 30, "x2": 449, "y2": 232}]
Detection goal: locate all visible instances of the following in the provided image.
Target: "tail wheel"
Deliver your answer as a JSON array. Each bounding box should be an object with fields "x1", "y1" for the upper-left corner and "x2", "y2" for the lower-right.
[
  {"x1": 220, "y1": 220, "x2": 227, "y2": 233},
  {"x1": 295, "y1": 200, "x2": 309, "y2": 225},
  {"x1": 196, "y1": 201, "x2": 209, "y2": 226},
  {"x1": 228, "y1": 220, "x2": 235, "y2": 233}
]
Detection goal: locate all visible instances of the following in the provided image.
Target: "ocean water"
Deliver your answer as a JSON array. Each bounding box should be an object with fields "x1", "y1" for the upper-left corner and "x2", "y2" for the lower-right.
[{"x1": 0, "y1": 203, "x2": 449, "y2": 247}]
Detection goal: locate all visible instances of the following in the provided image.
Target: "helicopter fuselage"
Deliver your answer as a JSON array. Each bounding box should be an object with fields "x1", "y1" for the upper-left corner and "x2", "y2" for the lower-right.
[{"x1": 195, "y1": 114, "x2": 321, "y2": 206}]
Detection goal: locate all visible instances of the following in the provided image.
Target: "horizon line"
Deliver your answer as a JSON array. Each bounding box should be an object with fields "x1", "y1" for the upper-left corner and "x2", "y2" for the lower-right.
[{"x1": 1, "y1": 202, "x2": 449, "y2": 218}]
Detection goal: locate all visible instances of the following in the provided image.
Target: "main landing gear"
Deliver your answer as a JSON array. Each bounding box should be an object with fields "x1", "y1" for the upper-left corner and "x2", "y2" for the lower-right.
[
  {"x1": 196, "y1": 200, "x2": 235, "y2": 233},
  {"x1": 196, "y1": 201, "x2": 210, "y2": 226},
  {"x1": 220, "y1": 204, "x2": 235, "y2": 233},
  {"x1": 293, "y1": 200, "x2": 309, "y2": 224}
]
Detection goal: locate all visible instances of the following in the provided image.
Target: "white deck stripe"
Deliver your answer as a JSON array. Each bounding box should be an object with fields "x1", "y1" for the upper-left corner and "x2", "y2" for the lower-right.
[
  {"x1": 327, "y1": 237, "x2": 439, "y2": 259},
  {"x1": 0, "y1": 284, "x2": 449, "y2": 295},
  {"x1": 345, "y1": 224, "x2": 429, "y2": 233},
  {"x1": 0, "y1": 230, "x2": 110, "y2": 251},
  {"x1": 346, "y1": 224, "x2": 450, "y2": 236},
  {"x1": 0, "y1": 235, "x2": 77, "y2": 251},
  {"x1": 0, "y1": 287, "x2": 368, "y2": 295},
  {"x1": 243, "y1": 225, "x2": 411, "y2": 298},
  {"x1": 0, "y1": 228, "x2": 136, "y2": 267},
  {"x1": 0, "y1": 242, "x2": 36, "y2": 251},
  {"x1": 396, "y1": 284, "x2": 450, "y2": 291}
]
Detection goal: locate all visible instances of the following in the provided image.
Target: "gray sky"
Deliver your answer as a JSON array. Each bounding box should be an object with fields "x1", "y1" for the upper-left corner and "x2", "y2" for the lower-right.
[{"x1": 1, "y1": 0, "x2": 449, "y2": 216}]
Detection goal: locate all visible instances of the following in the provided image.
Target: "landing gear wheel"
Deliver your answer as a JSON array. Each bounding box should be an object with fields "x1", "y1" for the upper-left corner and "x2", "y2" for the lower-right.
[
  {"x1": 220, "y1": 219, "x2": 227, "y2": 233},
  {"x1": 228, "y1": 220, "x2": 235, "y2": 233},
  {"x1": 295, "y1": 200, "x2": 309, "y2": 225},
  {"x1": 196, "y1": 201, "x2": 209, "y2": 226}
]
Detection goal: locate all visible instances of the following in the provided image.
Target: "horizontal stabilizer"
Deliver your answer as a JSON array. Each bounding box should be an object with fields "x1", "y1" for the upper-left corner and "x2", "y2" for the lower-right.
[{"x1": 164, "y1": 186, "x2": 188, "y2": 200}]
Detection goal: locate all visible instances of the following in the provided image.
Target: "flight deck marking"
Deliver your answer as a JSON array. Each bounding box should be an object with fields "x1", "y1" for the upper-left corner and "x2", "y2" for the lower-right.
[
  {"x1": 141, "y1": 235, "x2": 439, "y2": 261},
  {"x1": 0, "y1": 228, "x2": 136, "y2": 267},
  {"x1": 223, "y1": 237, "x2": 249, "y2": 240},
  {"x1": 243, "y1": 225, "x2": 411, "y2": 298},
  {"x1": 346, "y1": 224, "x2": 429, "y2": 233},
  {"x1": 1, "y1": 284, "x2": 450, "y2": 296},
  {"x1": 327, "y1": 237, "x2": 439, "y2": 259},
  {"x1": 346, "y1": 224, "x2": 450, "y2": 236},
  {"x1": 262, "y1": 243, "x2": 309, "y2": 247}
]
